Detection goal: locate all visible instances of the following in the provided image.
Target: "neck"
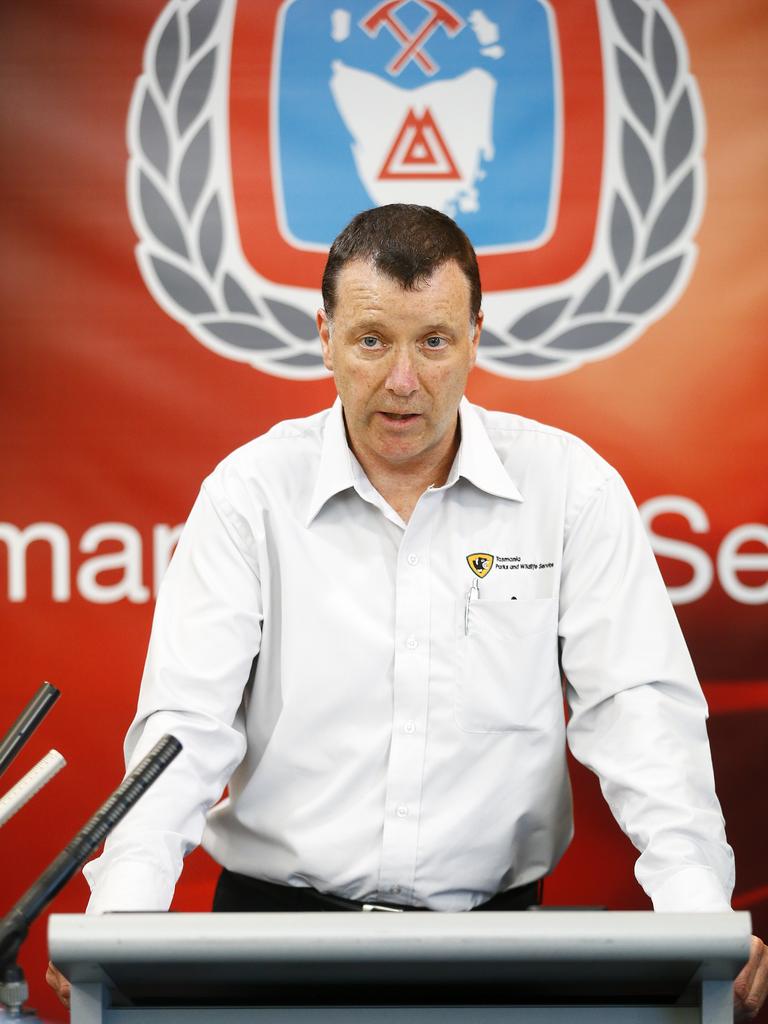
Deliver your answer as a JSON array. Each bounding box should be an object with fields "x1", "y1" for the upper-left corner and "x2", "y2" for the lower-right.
[{"x1": 350, "y1": 425, "x2": 460, "y2": 523}]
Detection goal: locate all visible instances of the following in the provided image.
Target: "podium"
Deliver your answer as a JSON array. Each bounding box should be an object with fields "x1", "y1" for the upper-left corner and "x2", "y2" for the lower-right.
[{"x1": 48, "y1": 911, "x2": 751, "y2": 1023}]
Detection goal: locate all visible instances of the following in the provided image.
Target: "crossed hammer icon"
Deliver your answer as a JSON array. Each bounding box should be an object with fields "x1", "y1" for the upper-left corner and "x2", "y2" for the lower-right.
[{"x1": 361, "y1": 0, "x2": 465, "y2": 76}]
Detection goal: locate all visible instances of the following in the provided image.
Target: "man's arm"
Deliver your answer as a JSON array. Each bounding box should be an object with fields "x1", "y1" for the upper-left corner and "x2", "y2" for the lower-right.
[
  {"x1": 559, "y1": 472, "x2": 733, "y2": 910},
  {"x1": 83, "y1": 478, "x2": 263, "y2": 912},
  {"x1": 559, "y1": 474, "x2": 768, "y2": 1017}
]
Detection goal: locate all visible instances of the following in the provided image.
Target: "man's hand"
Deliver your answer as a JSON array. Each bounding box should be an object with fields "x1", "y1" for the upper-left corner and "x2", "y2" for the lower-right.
[
  {"x1": 734, "y1": 935, "x2": 768, "y2": 1020},
  {"x1": 45, "y1": 961, "x2": 70, "y2": 1008}
]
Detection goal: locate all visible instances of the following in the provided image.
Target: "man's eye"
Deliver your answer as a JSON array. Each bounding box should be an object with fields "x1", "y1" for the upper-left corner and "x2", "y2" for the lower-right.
[
  {"x1": 424, "y1": 336, "x2": 447, "y2": 349},
  {"x1": 360, "y1": 336, "x2": 381, "y2": 349}
]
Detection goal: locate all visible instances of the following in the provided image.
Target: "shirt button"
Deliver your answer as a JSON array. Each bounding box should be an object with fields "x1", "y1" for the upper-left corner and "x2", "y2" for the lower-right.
[
  {"x1": 405, "y1": 636, "x2": 418, "y2": 649},
  {"x1": 391, "y1": 885, "x2": 402, "y2": 896},
  {"x1": 396, "y1": 805, "x2": 408, "y2": 818},
  {"x1": 407, "y1": 553, "x2": 419, "y2": 566},
  {"x1": 404, "y1": 720, "x2": 416, "y2": 734}
]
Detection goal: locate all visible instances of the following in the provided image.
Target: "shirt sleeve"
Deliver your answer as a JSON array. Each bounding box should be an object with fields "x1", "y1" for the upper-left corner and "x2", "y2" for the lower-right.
[
  {"x1": 82, "y1": 480, "x2": 263, "y2": 912},
  {"x1": 559, "y1": 473, "x2": 735, "y2": 912}
]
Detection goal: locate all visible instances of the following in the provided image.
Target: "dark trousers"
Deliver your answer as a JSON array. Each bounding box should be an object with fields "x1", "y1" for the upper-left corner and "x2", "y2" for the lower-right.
[{"x1": 212, "y1": 869, "x2": 542, "y2": 912}]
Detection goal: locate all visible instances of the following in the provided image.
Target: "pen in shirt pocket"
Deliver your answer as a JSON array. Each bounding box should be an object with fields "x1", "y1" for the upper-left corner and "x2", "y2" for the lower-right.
[{"x1": 464, "y1": 578, "x2": 479, "y2": 636}]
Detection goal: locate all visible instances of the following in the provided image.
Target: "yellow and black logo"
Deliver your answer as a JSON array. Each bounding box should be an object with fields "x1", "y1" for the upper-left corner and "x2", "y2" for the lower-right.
[{"x1": 466, "y1": 553, "x2": 494, "y2": 578}]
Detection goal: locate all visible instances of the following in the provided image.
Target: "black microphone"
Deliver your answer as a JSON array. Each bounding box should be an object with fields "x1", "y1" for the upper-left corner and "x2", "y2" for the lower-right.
[
  {"x1": 0, "y1": 682, "x2": 61, "y2": 779},
  {"x1": 0, "y1": 733, "x2": 182, "y2": 967}
]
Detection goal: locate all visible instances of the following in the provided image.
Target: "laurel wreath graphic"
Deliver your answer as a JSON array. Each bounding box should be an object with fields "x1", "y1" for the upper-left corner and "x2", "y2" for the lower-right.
[
  {"x1": 128, "y1": 0, "x2": 325, "y2": 378},
  {"x1": 128, "y1": 0, "x2": 704, "y2": 380},
  {"x1": 478, "y1": 0, "x2": 705, "y2": 376}
]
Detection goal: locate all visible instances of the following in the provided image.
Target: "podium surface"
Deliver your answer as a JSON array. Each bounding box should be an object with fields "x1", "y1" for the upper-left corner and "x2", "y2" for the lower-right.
[{"x1": 49, "y1": 911, "x2": 751, "y2": 1024}]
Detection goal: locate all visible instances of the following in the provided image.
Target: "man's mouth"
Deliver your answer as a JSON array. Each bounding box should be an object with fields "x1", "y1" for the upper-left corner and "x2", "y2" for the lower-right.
[{"x1": 379, "y1": 412, "x2": 421, "y2": 422}]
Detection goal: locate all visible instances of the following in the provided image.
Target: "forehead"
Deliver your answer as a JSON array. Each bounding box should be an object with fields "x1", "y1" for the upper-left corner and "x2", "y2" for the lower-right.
[{"x1": 332, "y1": 259, "x2": 472, "y2": 326}]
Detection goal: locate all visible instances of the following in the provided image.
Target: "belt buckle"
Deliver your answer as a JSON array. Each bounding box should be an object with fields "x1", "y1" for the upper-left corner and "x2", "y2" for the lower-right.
[{"x1": 361, "y1": 902, "x2": 404, "y2": 913}]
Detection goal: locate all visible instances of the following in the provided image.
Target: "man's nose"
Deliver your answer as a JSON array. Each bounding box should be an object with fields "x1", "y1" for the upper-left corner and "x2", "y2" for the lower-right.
[{"x1": 385, "y1": 348, "x2": 419, "y2": 396}]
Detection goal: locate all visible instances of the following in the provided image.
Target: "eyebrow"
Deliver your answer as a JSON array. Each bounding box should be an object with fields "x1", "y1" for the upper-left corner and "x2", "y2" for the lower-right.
[
  {"x1": 349, "y1": 320, "x2": 387, "y2": 333},
  {"x1": 349, "y1": 320, "x2": 457, "y2": 335}
]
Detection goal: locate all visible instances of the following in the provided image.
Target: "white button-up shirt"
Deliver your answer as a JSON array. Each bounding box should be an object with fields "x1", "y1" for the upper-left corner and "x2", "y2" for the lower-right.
[{"x1": 84, "y1": 399, "x2": 734, "y2": 913}]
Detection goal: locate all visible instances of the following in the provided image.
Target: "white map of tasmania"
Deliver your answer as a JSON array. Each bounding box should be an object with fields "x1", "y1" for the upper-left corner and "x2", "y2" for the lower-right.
[{"x1": 330, "y1": 60, "x2": 497, "y2": 214}]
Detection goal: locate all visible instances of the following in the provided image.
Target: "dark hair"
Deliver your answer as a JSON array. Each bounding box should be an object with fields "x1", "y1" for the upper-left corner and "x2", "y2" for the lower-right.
[{"x1": 322, "y1": 204, "x2": 481, "y2": 322}]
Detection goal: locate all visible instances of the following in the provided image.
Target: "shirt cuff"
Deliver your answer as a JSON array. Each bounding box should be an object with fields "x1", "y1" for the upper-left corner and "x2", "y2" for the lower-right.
[
  {"x1": 649, "y1": 866, "x2": 733, "y2": 912},
  {"x1": 84, "y1": 859, "x2": 175, "y2": 914}
]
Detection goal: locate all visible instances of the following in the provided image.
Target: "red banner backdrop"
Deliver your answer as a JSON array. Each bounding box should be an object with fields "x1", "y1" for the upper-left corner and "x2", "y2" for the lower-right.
[{"x1": 1, "y1": 2, "x2": 766, "y2": 1020}]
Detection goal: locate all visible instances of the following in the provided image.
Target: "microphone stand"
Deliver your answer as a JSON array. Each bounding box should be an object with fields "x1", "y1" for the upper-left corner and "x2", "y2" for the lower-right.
[
  {"x1": 0, "y1": 735, "x2": 182, "y2": 1020},
  {"x1": 0, "y1": 684, "x2": 60, "y2": 782}
]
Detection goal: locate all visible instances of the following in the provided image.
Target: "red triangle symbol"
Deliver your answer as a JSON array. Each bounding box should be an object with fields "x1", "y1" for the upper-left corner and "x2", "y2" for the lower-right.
[{"x1": 378, "y1": 108, "x2": 460, "y2": 180}]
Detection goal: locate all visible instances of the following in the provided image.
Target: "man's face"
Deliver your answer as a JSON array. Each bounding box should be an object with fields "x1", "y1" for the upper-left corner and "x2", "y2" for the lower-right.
[{"x1": 317, "y1": 259, "x2": 481, "y2": 473}]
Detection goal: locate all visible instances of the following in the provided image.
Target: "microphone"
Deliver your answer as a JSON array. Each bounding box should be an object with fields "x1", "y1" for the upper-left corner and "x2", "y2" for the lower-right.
[
  {"x1": 0, "y1": 733, "x2": 182, "y2": 968},
  {"x1": 0, "y1": 682, "x2": 61, "y2": 779},
  {"x1": 0, "y1": 750, "x2": 67, "y2": 829}
]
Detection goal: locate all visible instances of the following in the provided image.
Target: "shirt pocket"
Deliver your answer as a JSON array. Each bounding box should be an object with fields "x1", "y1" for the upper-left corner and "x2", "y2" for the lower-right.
[{"x1": 454, "y1": 597, "x2": 559, "y2": 733}]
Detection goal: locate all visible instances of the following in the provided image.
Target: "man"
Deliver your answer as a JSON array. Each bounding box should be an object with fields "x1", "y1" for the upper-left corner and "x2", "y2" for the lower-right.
[{"x1": 48, "y1": 206, "x2": 767, "y2": 1015}]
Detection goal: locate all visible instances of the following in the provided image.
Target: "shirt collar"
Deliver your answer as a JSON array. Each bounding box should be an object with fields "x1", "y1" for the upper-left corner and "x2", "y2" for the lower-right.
[
  {"x1": 305, "y1": 396, "x2": 523, "y2": 525},
  {"x1": 305, "y1": 398, "x2": 356, "y2": 525},
  {"x1": 454, "y1": 398, "x2": 524, "y2": 502}
]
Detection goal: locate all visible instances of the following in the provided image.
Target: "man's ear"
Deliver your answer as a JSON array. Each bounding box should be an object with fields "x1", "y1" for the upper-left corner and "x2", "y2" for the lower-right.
[
  {"x1": 317, "y1": 309, "x2": 333, "y2": 371},
  {"x1": 469, "y1": 309, "x2": 483, "y2": 369}
]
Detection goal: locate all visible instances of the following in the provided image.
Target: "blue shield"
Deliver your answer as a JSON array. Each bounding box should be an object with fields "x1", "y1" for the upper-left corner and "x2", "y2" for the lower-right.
[{"x1": 275, "y1": 0, "x2": 557, "y2": 250}]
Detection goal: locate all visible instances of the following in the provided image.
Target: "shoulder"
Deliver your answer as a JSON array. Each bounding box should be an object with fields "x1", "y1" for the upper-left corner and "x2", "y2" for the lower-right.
[
  {"x1": 216, "y1": 407, "x2": 329, "y2": 473},
  {"x1": 202, "y1": 406, "x2": 331, "y2": 513},
  {"x1": 473, "y1": 404, "x2": 617, "y2": 480},
  {"x1": 469, "y1": 403, "x2": 625, "y2": 527}
]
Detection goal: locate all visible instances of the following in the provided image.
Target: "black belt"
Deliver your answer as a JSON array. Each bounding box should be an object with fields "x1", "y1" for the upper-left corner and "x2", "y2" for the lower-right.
[{"x1": 213, "y1": 869, "x2": 543, "y2": 913}]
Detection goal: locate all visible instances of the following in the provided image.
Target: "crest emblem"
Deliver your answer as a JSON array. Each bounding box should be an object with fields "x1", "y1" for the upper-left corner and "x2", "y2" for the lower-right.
[
  {"x1": 128, "y1": 0, "x2": 705, "y2": 380},
  {"x1": 467, "y1": 553, "x2": 494, "y2": 578}
]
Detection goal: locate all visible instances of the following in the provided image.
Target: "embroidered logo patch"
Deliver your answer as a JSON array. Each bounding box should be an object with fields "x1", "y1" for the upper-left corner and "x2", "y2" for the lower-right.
[{"x1": 466, "y1": 553, "x2": 494, "y2": 578}]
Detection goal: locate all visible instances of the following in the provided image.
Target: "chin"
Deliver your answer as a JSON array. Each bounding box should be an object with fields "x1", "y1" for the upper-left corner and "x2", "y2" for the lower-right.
[{"x1": 374, "y1": 440, "x2": 412, "y2": 457}]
